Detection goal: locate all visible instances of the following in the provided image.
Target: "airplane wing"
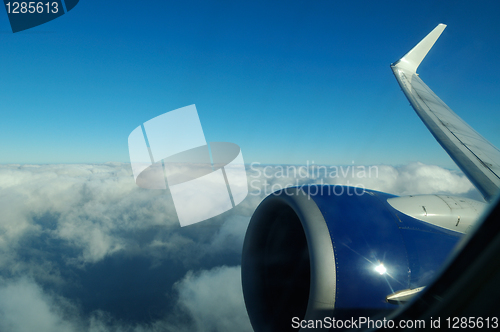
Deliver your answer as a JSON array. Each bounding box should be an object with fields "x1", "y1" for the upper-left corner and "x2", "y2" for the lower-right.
[{"x1": 391, "y1": 24, "x2": 500, "y2": 202}]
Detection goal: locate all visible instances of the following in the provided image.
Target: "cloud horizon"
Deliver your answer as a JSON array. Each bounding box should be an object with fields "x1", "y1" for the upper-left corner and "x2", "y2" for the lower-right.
[{"x1": 0, "y1": 162, "x2": 483, "y2": 331}]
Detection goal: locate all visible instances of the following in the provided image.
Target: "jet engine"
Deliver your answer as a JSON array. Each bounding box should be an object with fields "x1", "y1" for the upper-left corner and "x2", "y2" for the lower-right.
[{"x1": 241, "y1": 186, "x2": 481, "y2": 331}]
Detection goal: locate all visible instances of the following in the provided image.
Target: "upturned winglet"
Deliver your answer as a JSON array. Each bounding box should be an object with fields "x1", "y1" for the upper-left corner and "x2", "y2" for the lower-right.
[
  {"x1": 391, "y1": 24, "x2": 500, "y2": 202},
  {"x1": 393, "y1": 24, "x2": 446, "y2": 73}
]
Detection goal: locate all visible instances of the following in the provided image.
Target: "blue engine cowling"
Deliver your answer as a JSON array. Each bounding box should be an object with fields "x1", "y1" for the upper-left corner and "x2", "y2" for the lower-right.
[{"x1": 242, "y1": 186, "x2": 463, "y2": 331}]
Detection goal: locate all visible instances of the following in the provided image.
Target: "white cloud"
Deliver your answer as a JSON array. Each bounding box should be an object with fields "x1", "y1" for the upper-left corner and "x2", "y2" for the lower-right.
[
  {"x1": 169, "y1": 266, "x2": 253, "y2": 332},
  {"x1": 246, "y1": 161, "x2": 477, "y2": 198},
  {"x1": 0, "y1": 161, "x2": 479, "y2": 270},
  {"x1": 0, "y1": 269, "x2": 252, "y2": 332},
  {"x1": 0, "y1": 163, "x2": 179, "y2": 267},
  {"x1": 359, "y1": 162, "x2": 476, "y2": 196},
  {"x1": 0, "y1": 278, "x2": 79, "y2": 332},
  {"x1": 0, "y1": 162, "x2": 486, "y2": 332},
  {"x1": 208, "y1": 215, "x2": 250, "y2": 254},
  {"x1": 0, "y1": 278, "x2": 164, "y2": 332},
  {"x1": 0, "y1": 161, "x2": 481, "y2": 274}
]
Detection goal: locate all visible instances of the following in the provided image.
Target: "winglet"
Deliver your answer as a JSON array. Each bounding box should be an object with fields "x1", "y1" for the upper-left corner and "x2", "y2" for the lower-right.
[{"x1": 393, "y1": 24, "x2": 446, "y2": 73}]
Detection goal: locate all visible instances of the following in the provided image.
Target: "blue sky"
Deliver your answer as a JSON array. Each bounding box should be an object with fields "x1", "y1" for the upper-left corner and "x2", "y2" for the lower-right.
[{"x1": 1, "y1": 0, "x2": 499, "y2": 167}]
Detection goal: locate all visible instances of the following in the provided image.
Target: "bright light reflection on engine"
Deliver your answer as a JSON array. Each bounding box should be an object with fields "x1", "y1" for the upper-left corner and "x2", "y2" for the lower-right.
[{"x1": 374, "y1": 263, "x2": 387, "y2": 275}]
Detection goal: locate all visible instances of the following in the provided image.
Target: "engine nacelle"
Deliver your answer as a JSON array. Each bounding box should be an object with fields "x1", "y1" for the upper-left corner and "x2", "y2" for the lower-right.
[{"x1": 242, "y1": 186, "x2": 466, "y2": 331}]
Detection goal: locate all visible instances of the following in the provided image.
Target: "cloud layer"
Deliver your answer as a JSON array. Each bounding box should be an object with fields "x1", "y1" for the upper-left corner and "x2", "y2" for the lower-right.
[{"x1": 0, "y1": 162, "x2": 482, "y2": 331}]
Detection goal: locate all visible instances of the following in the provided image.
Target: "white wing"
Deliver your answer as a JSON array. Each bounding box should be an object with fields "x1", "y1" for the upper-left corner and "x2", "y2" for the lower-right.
[{"x1": 391, "y1": 24, "x2": 500, "y2": 202}]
